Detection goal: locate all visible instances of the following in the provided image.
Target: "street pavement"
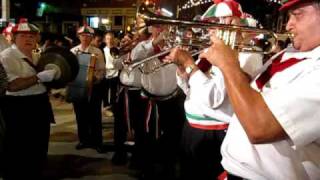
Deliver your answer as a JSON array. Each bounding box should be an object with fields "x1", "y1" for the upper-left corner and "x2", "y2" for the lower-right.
[{"x1": 44, "y1": 96, "x2": 138, "y2": 180}]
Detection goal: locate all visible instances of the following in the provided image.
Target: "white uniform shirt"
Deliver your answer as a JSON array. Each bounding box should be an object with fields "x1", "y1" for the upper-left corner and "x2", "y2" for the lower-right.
[
  {"x1": 103, "y1": 46, "x2": 119, "y2": 79},
  {"x1": 130, "y1": 39, "x2": 178, "y2": 96},
  {"x1": 221, "y1": 46, "x2": 320, "y2": 180},
  {"x1": 71, "y1": 44, "x2": 105, "y2": 81},
  {"x1": 118, "y1": 40, "x2": 153, "y2": 88},
  {"x1": 177, "y1": 52, "x2": 263, "y2": 128},
  {"x1": 0, "y1": 45, "x2": 47, "y2": 96}
]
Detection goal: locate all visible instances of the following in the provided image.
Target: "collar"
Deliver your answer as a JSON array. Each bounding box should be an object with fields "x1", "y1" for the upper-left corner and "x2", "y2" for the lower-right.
[
  {"x1": 11, "y1": 44, "x2": 30, "y2": 60},
  {"x1": 283, "y1": 45, "x2": 320, "y2": 61},
  {"x1": 78, "y1": 44, "x2": 92, "y2": 53}
]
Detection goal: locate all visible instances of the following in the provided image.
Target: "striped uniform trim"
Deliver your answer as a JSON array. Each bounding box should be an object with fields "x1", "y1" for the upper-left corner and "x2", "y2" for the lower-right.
[{"x1": 185, "y1": 112, "x2": 229, "y2": 130}]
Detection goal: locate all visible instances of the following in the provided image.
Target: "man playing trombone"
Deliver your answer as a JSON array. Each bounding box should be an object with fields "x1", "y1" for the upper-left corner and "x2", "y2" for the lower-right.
[
  {"x1": 124, "y1": 15, "x2": 187, "y2": 178},
  {"x1": 164, "y1": 0, "x2": 263, "y2": 179},
  {"x1": 173, "y1": 0, "x2": 320, "y2": 179}
]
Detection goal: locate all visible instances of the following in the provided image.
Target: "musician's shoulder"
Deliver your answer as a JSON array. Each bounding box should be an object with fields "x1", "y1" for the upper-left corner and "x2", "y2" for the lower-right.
[
  {"x1": 70, "y1": 45, "x2": 80, "y2": 53},
  {"x1": 90, "y1": 46, "x2": 103, "y2": 54}
]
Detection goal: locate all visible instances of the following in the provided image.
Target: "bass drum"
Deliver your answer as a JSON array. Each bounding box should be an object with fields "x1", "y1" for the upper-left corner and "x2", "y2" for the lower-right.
[
  {"x1": 141, "y1": 59, "x2": 178, "y2": 98},
  {"x1": 37, "y1": 46, "x2": 79, "y2": 89},
  {"x1": 119, "y1": 66, "x2": 142, "y2": 88},
  {"x1": 65, "y1": 53, "x2": 97, "y2": 102}
]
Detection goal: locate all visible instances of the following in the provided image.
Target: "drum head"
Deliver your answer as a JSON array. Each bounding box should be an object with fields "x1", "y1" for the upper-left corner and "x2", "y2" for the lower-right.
[{"x1": 37, "y1": 46, "x2": 79, "y2": 89}]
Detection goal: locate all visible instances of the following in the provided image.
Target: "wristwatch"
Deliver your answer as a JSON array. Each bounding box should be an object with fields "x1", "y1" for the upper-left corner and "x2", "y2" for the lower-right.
[{"x1": 185, "y1": 64, "x2": 196, "y2": 75}]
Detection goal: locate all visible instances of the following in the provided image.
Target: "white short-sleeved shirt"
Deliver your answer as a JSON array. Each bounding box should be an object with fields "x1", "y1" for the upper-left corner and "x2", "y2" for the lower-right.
[
  {"x1": 103, "y1": 46, "x2": 119, "y2": 79},
  {"x1": 177, "y1": 52, "x2": 263, "y2": 128},
  {"x1": 0, "y1": 45, "x2": 47, "y2": 96},
  {"x1": 221, "y1": 46, "x2": 320, "y2": 180}
]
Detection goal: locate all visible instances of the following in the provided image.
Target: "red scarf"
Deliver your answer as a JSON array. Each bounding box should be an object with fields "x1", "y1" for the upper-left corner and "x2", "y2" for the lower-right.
[{"x1": 255, "y1": 52, "x2": 306, "y2": 90}]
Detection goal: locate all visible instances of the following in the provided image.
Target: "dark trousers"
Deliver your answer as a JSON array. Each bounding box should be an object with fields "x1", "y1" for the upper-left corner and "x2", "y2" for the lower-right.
[
  {"x1": 144, "y1": 92, "x2": 186, "y2": 179},
  {"x1": 180, "y1": 122, "x2": 226, "y2": 180},
  {"x1": 0, "y1": 109, "x2": 5, "y2": 161},
  {"x1": 73, "y1": 84, "x2": 103, "y2": 147},
  {"x1": 1, "y1": 94, "x2": 52, "y2": 179},
  {"x1": 113, "y1": 88, "x2": 148, "y2": 156},
  {"x1": 102, "y1": 77, "x2": 119, "y2": 107}
]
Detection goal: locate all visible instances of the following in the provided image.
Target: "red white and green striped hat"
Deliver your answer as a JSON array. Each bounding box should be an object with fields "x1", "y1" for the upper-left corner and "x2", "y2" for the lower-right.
[
  {"x1": 12, "y1": 18, "x2": 40, "y2": 34},
  {"x1": 2, "y1": 22, "x2": 15, "y2": 35},
  {"x1": 241, "y1": 13, "x2": 259, "y2": 27},
  {"x1": 201, "y1": 0, "x2": 243, "y2": 21},
  {"x1": 279, "y1": 0, "x2": 313, "y2": 11},
  {"x1": 77, "y1": 24, "x2": 94, "y2": 35}
]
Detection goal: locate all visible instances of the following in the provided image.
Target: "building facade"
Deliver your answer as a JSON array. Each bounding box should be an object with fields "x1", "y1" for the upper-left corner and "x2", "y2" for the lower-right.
[{"x1": 80, "y1": 0, "x2": 139, "y2": 33}]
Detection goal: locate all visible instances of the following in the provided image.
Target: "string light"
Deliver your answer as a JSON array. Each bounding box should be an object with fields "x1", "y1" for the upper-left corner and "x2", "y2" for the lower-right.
[
  {"x1": 265, "y1": 0, "x2": 282, "y2": 4},
  {"x1": 180, "y1": 0, "x2": 212, "y2": 10},
  {"x1": 180, "y1": 0, "x2": 282, "y2": 11}
]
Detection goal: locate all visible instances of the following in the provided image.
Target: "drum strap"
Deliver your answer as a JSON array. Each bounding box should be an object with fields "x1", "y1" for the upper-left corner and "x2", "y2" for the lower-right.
[{"x1": 22, "y1": 58, "x2": 38, "y2": 71}]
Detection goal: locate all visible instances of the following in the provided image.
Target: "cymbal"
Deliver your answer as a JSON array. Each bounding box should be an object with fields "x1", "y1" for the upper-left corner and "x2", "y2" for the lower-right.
[{"x1": 37, "y1": 46, "x2": 79, "y2": 89}]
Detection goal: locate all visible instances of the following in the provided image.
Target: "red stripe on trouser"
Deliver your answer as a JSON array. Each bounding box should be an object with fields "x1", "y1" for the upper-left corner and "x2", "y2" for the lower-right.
[
  {"x1": 124, "y1": 89, "x2": 132, "y2": 136},
  {"x1": 145, "y1": 100, "x2": 153, "y2": 133}
]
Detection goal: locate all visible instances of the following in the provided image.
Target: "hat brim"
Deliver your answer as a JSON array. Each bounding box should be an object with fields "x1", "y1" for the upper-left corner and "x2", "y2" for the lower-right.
[
  {"x1": 279, "y1": 0, "x2": 310, "y2": 11},
  {"x1": 78, "y1": 32, "x2": 93, "y2": 36},
  {"x1": 13, "y1": 31, "x2": 39, "y2": 34}
]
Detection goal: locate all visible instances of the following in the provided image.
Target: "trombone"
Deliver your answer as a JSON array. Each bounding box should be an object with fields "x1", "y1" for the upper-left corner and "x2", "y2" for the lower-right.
[{"x1": 124, "y1": 4, "x2": 289, "y2": 73}]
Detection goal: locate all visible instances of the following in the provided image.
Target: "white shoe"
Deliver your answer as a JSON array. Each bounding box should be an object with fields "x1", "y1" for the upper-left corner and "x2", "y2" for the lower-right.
[{"x1": 103, "y1": 109, "x2": 113, "y2": 117}]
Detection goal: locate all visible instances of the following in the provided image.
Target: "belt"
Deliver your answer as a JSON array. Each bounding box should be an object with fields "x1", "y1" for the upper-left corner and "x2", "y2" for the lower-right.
[{"x1": 140, "y1": 88, "x2": 179, "y2": 101}]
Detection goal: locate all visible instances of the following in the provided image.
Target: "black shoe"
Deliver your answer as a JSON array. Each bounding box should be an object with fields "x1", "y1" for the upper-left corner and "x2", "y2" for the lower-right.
[
  {"x1": 111, "y1": 152, "x2": 128, "y2": 165},
  {"x1": 75, "y1": 142, "x2": 91, "y2": 150}
]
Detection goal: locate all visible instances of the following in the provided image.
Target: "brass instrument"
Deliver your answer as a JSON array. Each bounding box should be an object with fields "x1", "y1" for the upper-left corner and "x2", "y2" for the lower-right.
[
  {"x1": 126, "y1": 48, "x2": 200, "y2": 73},
  {"x1": 137, "y1": 4, "x2": 278, "y2": 52},
  {"x1": 123, "y1": 4, "x2": 287, "y2": 73}
]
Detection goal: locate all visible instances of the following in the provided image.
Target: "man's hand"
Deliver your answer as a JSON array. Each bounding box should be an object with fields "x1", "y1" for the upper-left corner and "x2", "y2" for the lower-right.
[
  {"x1": 153, "y1": 30, "x2": 169, "y2": 46},
  {"x1": 36, "y1": 69, "x2": 57, "y2": 83},
  {"x1": 164, "y1": 47, "x2": 194, "y2": 68},
  {"x1": 199, "y1": 35, "x2": 239, "y2": 70}
]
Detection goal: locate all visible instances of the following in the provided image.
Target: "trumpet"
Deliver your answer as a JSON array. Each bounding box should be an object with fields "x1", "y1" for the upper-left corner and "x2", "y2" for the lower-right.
[
  {"x1": 124, "y1": 4, "x2": 289, "y2": 74},
  {"x1": 125, "y1": 48, "x2": 200, "y2": 73},
  {"x1": 137, "y1": 4, "x2": 280, "y2": 53}
]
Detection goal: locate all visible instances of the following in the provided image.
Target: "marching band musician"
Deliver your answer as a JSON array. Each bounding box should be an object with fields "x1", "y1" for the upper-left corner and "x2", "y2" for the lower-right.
[
  {"x1": 0, "y1": 34, "x2": 9, "y2": 52},
  {"x1": 0, "y1": 62, "x2": 7, "y2": 172},
  {"x1": 102, "y1": 32, "x2": 119, "y2": 117},
  {"x1": 0, "y1": 18, "x2": 57, "y2": 179},
  {"x1": 2, "y1": 22, "x2": 15, "y2": 45},
  {"x1": 165, "y1": 1, "x2": 263, "y2": 179},
  {"x1": 111, "y1": 29, "x2": 150, "y2": 166},
  {"x1": 70, "y1": 24, "x2": 106, "y2": 153},
  {"x1": 133, "y1": 14, "x2": 187, "y2": 179},
  {"x1": 198, "y1": 0, "x2": 320, "y2": 179}
]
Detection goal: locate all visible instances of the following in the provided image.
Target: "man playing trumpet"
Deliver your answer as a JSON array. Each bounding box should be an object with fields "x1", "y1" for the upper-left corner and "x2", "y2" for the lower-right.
[
  {"x1": 165, "y1": 0, "x2": 263, "y2": 179},
  {"x1": 170, "y1": 0, "x2": 320, "y2": 179},
  {"x1": 201, "y1": 0, "x2": 320, "y2": 179}
]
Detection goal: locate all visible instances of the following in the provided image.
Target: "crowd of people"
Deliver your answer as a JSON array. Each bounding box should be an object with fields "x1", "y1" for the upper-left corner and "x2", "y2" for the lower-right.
[{"x1": 0, "y1": 0, "x2": 319, "y2": 179}]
